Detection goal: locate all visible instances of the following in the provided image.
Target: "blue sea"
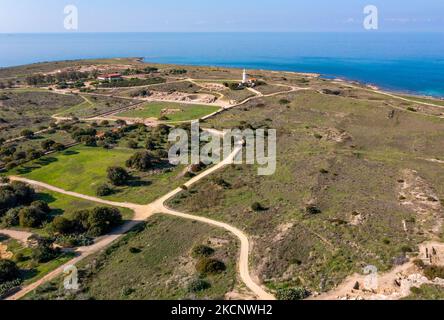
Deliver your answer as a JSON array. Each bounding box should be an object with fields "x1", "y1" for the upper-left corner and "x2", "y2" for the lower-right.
[{"x1": 1, "y1": 32, "x2": 443, "y2": 97}]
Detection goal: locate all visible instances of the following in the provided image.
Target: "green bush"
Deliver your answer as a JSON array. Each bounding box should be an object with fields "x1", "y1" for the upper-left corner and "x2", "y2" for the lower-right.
[
  {"x1": 305, "y1": 205, "x2": 321, "y2": 215},
  {"x1": 18, "y1": 206, "x2": 47, "y2": 228},
  {"x1": 107, "y1": 166, "x2": 130, "y2": 186},
  {"x1": 96, "y1": 183, "x2": 114, "y2": 197},
  {"x1": 1, "y1": 208, "x2": 20, "y2": 227},
  {"x1": 196, "y1": 258, "x2": 226, "y2": 275},
  {"x1": 52, "y1": 216, "x2": 74, "y2": 235},
  {"x1": 31, "y1": 243, "x2": 60, "y2": 263},
  {"x1": 86, "y1": 207, "x2": 123, "y2": 237},
  {"x1": 251, "y1": 202, "x2": 265, "y2": 211},
  {"x1": 126, "y1": 151, "x2": 158, "y2": 172},
  {"x1": 0, "y1": 259, "x2": 20, "y2": 283},
  {"x1": 188, "y1": 278, "x2": 211, "y2": 293},
  {"x1": 276, "y1": 287, "x2": 310, "y2": 300}
]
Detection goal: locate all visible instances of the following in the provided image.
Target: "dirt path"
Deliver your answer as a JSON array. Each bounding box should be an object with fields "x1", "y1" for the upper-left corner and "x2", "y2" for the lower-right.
[
  {"x1": 0, "y1": 229, "x2": 34, "y2": 244},
  {"x1": 6, "y1": 142, "x2": 275, "y2": 301}
]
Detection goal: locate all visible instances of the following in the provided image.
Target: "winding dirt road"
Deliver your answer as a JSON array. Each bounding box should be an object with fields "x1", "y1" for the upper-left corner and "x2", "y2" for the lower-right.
[
  {"x1": 6, "y1": 141, "x2": 275, "y2": 301},
  {"x1": 2, "y1": 76, "x2": 301, "y2": 300}
]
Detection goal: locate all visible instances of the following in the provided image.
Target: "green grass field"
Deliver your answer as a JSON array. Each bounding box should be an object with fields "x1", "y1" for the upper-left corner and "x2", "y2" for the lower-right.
[
  {"x1": 24, "y1": 215, "x2": 239, "y2": 300},
  {"x1": 13, "y1": 145, "x2": 188, "y2": 205},
  {"x1": 116, "y1": 101, "x2": 220, "y2": 122}
]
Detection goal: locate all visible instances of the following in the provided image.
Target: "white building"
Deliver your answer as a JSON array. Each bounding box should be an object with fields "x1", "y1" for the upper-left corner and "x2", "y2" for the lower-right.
[{"x1": 242, "y1": 69, "x2": 248, "y2": 84}]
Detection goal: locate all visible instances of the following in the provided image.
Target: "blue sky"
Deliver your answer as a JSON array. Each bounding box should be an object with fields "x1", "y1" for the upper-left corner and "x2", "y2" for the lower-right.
[{"x1": 0, "y1": 0, "x2": 443, "y2": 33}]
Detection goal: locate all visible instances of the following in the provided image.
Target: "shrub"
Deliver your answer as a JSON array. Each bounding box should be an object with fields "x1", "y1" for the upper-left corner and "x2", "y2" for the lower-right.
[
  {"x1": 86, "y1": 207, "x2": 123, "y2": 237},
  {"x1": 423, "y1": 265, "x2": 444, "y2": 281},
  {"x1": 129, "y1": 247, "x2": 142, "y2": 254},
  {"x1": 188, "y1": 279, "x2": 211, "y2": 293},
  {"x1": 126, "y1": 151, "x2": 157, "y2": 171},
  {"x1": 52, "y1": 216, "x2": 74, "y2": 235},
  {"x1": 0, "y1": 259, "x2": 20, "y2": 283},
  {"x1": 107, "y1": 166, "x2": 130, "y2": 186},
  {"x1": 305, "y1": 205, "x2": 321, "y2": 215},
  {"x1": 32, "y1": 244, "x2": 60, "y2": 263},
  {"x1": 196, "y1": 258, "x2": 226, "y2": 275},
  {"x1": 251, "y1": 202, "x2": 265, "y2": 211},
  {"x1": 1, "y1": 208, "x2": 20, "y2": 227},
  {"x1": 18, "y1": 206, "x2": 47, "y2": 228},
  {"x1": 31, "y1": 200, "x2": 51, "y2": 214},
  {"x1": 279, "y1": 98, "x2": 290, "y2": 105},
  {"x1": 55, "y1": 234, "x2": 93, "y2": 247},
  {"x1": 276, "y1": 287, "x2": 310, "y2": 300},
  {"x1": 96, "y1": 183, "x2": 114, "y2": 197},
  {"x1": 0, "y1": 182, "x2": 35, "y2": 215},
  {"x1": 192, "y1": 245, "x2": 215, "y2": 258}
]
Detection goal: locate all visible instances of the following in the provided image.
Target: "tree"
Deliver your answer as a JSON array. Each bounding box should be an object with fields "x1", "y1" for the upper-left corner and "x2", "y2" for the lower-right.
[
  {"x1": 31, "y1": 200, "x2": 51, "y2": 214},
  {"x1": 52, "y1": 216, "x2": 74, "y2": 235},
  {"x1": 1, "y1": 208, "x2": 20, "y2": 227},
  {"x1": 0, "y1": 259, "x2": 20, "y2": 283},
  {"x1": 96, "y1": 183, "x2": 114, "y2": 197},
  {"x1": 107, "y1": 166, "x2": 130, "y2": 186},
  {"x1": 32, "y1": 243, "x2": 60, "y2": 263},
  {"x1": 126, "y1": 151, "x2": 156, "y2": 172},
  {"x1": 86, "y1": 207, "x2": 123, "y2": 237},
  {"x1": 196, "y1": 258, "x2": 226, "y2": 275},
  {"x1": 17, "y1": 200, "x2": 50, "y2": 228}
]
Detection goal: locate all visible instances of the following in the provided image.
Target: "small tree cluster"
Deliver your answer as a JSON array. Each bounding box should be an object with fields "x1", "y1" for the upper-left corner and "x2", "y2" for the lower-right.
[
  {"x1": 126, "y1": 151, "x2": 159, "y2": 172},
  {"x1": 107, "y1": 166, "x2": 130, "y2": 186},
  {"x1": 52, "y1": 207, "x2": 123, "y2": 237}
]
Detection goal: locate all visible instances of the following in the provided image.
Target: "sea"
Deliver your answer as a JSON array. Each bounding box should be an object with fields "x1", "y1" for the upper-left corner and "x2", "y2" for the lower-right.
[{"x1": 0, "y1": 32, "x2": 443, "y2": 97}]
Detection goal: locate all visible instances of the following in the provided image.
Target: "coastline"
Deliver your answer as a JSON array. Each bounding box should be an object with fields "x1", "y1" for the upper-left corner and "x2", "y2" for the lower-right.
[{"x1": 1, "y1": 56, "x2": 444, "y2": 101}]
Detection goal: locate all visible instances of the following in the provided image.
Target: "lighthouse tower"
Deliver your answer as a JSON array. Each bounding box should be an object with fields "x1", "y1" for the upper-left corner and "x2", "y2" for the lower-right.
[{"x1": 242, "y1": 69, "x2": 248, "y2": 84}]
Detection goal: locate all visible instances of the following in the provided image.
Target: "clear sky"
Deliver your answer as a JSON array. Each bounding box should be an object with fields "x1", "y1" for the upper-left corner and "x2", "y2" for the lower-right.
[{"x1": 0, "y1": 0, "x2": 443, "y2": 33}]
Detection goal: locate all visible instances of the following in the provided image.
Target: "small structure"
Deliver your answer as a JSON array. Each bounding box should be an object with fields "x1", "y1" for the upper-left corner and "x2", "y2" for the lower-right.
[
  {"x1": 97, "y1": 73, "x2": 122, "y2": 82},
  {"x1": 242, "y1": 69, "x2": 248, "y2": 84},
  {"x1": 241, "y1": 69, "x2": 258, "y2": 87}
]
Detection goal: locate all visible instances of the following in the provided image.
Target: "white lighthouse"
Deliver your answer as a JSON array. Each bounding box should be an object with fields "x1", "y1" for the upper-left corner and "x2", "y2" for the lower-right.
[{"x1": 242, "y1": 69, "x2": 248, "y2": 84}]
